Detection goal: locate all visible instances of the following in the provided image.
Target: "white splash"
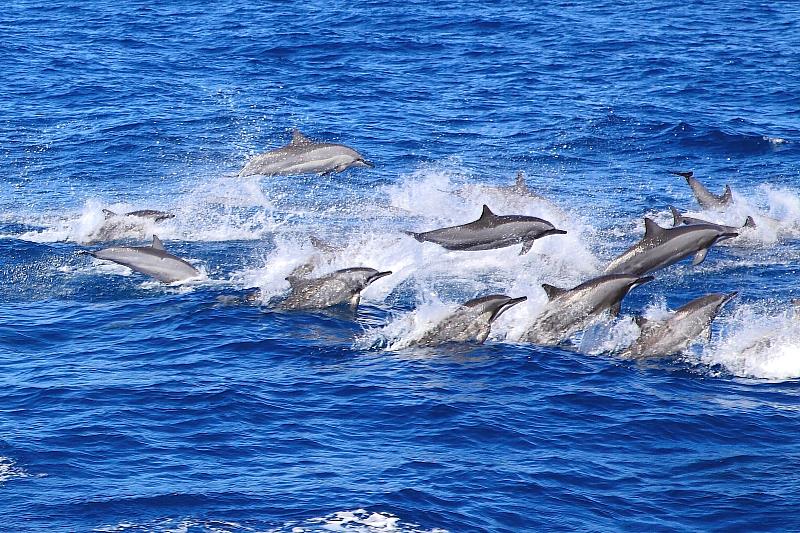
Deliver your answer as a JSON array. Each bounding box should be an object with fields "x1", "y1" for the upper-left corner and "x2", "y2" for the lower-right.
[
  {"x1": 285, "y1": 509, "x2": 448, "y2": 533},
  {"x1": 94, "y1": 510, "x2": 447, "y2": 533},
  {"x1": 0, "y1": 456, "x2": 32, "y2": 484},
  {"x1": 700, "y1": 301, "x2": 800, "y2": 380},
  {"x1": 15, "y1": 174, "x2": 280, "y2": 244}
]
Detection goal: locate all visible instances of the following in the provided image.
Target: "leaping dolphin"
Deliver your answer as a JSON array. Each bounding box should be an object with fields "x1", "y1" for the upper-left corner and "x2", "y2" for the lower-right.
[
  {"x1": 671, "y1": 171, "x2": 733, "y2": 209},
  {"x1": 414, "y1": 294, "x2": 527, "y2": 347},
  {"x1": 521, "y1": 274, "x2": 653, "y2": 345},
  {"x1": 604, "y1": 218, "x2": 738, "y2": 276},
  {"x1": 669, "y1": 205, "x2": 755, "y2": 232},
  {"x1": 622, "y1": 292, "x2": 737, "y2": 359},
  {"x1": 238, "y1": 129, "x2": 373, "y2": 177},
  {"x1": 85, "y1": 235, "x2": 201, "y2": 283},
  {"x1": 280, "y1": 267, "x2": 392, "y2": 310},
  {"x1": 405, "y1": 205, "x2": 566, "y2": 255}
]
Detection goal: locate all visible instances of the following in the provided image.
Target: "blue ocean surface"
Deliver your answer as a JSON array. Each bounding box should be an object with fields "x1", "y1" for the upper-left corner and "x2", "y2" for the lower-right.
[{"x1": 2, "y1": 1, "x2": 800, "y2": 531}]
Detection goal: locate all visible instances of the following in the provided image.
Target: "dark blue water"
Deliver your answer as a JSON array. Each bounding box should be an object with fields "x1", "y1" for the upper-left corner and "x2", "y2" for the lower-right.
[{"x1": 2, "y1": 1, "x2": 800, "y2": 531}]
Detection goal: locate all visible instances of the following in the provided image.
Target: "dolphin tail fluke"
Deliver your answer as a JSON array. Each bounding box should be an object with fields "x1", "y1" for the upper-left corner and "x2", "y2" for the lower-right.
[
  {"x1": 743, "y1": 216, "x2": 756, "y2": 228},
  {"x1": 670, "y1": 170, "x2": 694, "y2": 180}
]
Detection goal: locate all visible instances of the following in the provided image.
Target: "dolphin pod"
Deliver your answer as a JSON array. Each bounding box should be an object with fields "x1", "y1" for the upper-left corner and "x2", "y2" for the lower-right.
[
  {"x1": 405, "y1": 204, "x2": 566, "y2": 255},
  {"x1": 238, "y1": 129, "x2": 373, "y2": 177},
  {"x1": 78, "y1": 135, "x2": 753, "y2": 360}
]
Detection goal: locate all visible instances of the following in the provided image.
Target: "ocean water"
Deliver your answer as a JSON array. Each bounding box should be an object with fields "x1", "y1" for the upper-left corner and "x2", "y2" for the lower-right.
[{"x1": 2, "y1": 1, "x2": 800, "y2": 531}]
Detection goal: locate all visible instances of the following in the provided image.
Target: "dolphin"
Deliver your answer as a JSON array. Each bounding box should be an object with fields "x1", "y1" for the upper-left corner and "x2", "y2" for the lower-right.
[
  {"x1": 604, "y1": 218, "x2": 738, "y2": 276},
  {"x1": 671, "y1": 171, "x2": 733, "y2": 209},
  {"x1": 84, "y1": 209, "x2": 175, "y2": 244},
  {"x1": 280, "y1": 267, "x2": 392, "y2": 310},
  {"x1": 521, "y1": 274, "x2": 654, "y2": 345},
  {"x1": 669, "y1": 205, "x2": 755, "y2": 232},
  {"x1": 405, "y1": 205, "x2": 566, "y2": 255},
  {"x1": 238, "y1": 129, "x2": 373, "y2": 177},
  {"x1": 414, "y1": 294, "x2": 527, "y2": 347},
  {"x1": 484, "y1": 171, "x2": 548, "y2": 200},
  {"x1": 623, "y1": 292, "x2": 737, "y2": 359},
  {"x1": 102, "y1": 209, "x2": 175, "y2": 222},
  {"x1": 85, "y1": 235, "x2": 201, "y2": 283}
]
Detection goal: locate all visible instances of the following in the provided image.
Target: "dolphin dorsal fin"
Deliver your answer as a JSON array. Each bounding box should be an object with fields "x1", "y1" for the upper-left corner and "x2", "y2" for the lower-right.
[
  {"x1": 515, "y1": 171, "x2": 527, "y2": 190},
  {"x1": 479, "y1": 205, "x2": 496, "y2": 221},
  {"x1": 668, "y1": 205, "x2": 683, "y2": 226},
  {"x1": 721, "y1": 184, "x2": 733, "y2": 204},
  {"x1": 643, "y1": 217, "x2": 665, "y2": 238},
  {"x1": 151, "y1": 235, "x2": 165, "y2": 251},
  {"x1": 541, "y1": 283, "x2": 567, "y2": 301},
  {"x1": 743, "y1": 216, "x2": 756, "y2": 228},
  {"x1": 634, "y1": 316, "x2": 648, "y2": 329},
  {"x1": 290, "y1": 129, "x2": 313, "y2": 145},
  {"x1": 102, "y1": 209, "x2": 116, "y2": 219}
]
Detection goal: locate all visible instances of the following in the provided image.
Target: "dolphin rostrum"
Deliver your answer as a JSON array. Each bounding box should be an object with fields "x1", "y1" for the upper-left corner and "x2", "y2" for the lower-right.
[
  {"x1": 85, "y1": 235, "x2": 201, "y2": 283},
  {"x1": 669, "y1": 205, "x2": 755, "y2": 232},
  {"x1": 238, "y1": 129, "x2": 373, "y2": 177},
  {"x1": 521, "y1": 274, "x2": 654, "y2": 345},
  {"x1": 415, "y1": 294, "x2": 527, "y2": 347},
  {"x1": 604, "y1": 218, "x2": 738, "y2": 276},
  {"x1": 405, "y1": 205, "x2": 566, "y2": 255},
  {"x1": 671, "y1": 171, "x2": 733, "y2": 209},
  {"x1": 280, "y1": 267, "x2": 392, "y2": 310},
  {"x1": 622, "y1": 292, "x2": 737, "y2": 359}
]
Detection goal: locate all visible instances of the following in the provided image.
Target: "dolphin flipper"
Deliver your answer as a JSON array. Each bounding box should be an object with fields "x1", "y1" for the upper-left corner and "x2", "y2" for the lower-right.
[
  {"x1": 692, "y1": 247, "x2": 709, "y2": 266},
  {"x1": 520, "y1": 239, "x2": 535, "y2": 255}
]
